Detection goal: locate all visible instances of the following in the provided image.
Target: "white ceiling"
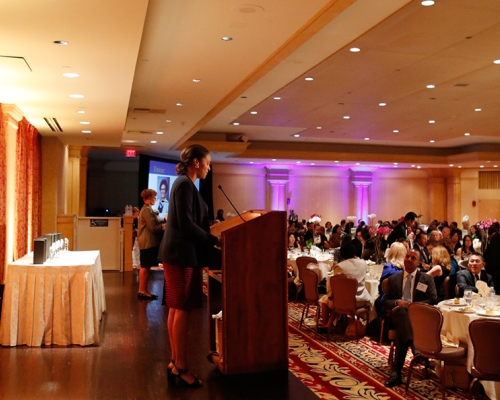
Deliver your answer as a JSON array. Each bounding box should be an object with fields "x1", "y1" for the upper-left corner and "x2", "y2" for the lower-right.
[{"x1": 3, "y1": 0, "x2": 500, "y2": 169}]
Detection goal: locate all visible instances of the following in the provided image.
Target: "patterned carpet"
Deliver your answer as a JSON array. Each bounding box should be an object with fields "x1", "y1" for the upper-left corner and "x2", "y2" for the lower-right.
[{"x1": 287, "y1": 302, "x2": 470, "y2": 400}]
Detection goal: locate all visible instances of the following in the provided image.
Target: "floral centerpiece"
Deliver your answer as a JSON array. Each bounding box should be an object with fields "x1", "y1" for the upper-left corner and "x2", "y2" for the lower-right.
[
  {"x1": 477, "y1": 218, "x2": 497, "y2": 230},
  {"x1": 346, "y1": 215, "x2": 357, "y2": 222},
  {"x1": 309, "y1": 214, "x2": 322, "y2": 224}
]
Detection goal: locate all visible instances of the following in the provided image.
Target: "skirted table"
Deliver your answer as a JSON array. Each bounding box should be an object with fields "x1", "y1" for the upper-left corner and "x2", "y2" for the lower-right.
[{"x1": 0, "y1": 251, "x2": 106, "y2": 346}]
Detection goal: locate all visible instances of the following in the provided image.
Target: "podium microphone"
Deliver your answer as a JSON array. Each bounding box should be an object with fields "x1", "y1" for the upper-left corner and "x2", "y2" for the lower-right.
[{"x1": 218, "y1": 185, "x2": 246, "y2": 223}]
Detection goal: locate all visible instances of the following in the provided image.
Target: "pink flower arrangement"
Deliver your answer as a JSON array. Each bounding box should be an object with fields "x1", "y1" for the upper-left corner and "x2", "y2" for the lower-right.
[
  {"x1": 477, "y1": 218, "x2": 497, "y2": 230},
  {"x1": 309, "y1": 214, "x2": 322, "y2": 223},
  {"x1": 376, "y1": 226, "x2": 391, "y2": 235}
]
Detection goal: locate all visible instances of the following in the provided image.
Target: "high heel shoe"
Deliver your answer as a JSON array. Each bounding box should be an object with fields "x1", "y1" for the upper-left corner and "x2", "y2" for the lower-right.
[
  {"x1": 172, "y1": 366, "x2": 202, "y2": 388},
  {"x1": 166, "y1": 359, "x2": 176, "y2": 383}
]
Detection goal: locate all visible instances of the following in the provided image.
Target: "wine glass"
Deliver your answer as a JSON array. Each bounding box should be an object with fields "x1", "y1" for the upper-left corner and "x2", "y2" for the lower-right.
[{"x1": 464, "y1": 290, "x2": 473, "y2": 307}]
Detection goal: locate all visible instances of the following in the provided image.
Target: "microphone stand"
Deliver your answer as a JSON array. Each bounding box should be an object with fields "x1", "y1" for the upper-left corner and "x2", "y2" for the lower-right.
[{"x1": 218, "y1": 185, "x2": 246, "y2": 223}]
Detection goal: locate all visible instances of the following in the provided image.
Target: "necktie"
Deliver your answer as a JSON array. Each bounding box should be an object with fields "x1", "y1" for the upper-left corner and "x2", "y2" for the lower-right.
[
  {"x1": 403, "y1": 274, "x2": 413, "y2": 302},
  {"x1": 475, "y1": 274, "x2": 479, "y2": 283}
]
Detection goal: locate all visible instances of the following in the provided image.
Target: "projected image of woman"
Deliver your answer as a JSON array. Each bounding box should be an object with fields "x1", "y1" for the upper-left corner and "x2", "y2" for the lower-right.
[{"x1": 155, "y1": 178, "x2": 170, "y2": 216}]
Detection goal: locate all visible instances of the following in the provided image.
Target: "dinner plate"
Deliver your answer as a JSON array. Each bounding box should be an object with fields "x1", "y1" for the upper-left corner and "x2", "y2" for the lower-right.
[
  {"x1": 454, "y1": 308, "x2": 475, "y2": 314},
  {"x1": 443, "y1": 300, "x2": 467, "y2": 307},
  {"x1": 476, "y1": 310, "x2": 500, "y2": 317}
]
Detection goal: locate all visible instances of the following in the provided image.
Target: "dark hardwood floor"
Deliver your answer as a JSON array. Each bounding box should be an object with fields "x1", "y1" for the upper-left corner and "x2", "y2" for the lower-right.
[{"x1": 0, "y1": 270, "x2": 317, "y2": 400}]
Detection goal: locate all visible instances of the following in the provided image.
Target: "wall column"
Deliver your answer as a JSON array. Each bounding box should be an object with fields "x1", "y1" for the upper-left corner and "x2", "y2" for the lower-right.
[
  {"x1": 447, "y1": 171, "x2": 461, "y2": 223},
  {"x1": 67, "y1": 146, "x2": 82, "y2": 216},
  {"x1": 350, "y1": 170, "x2": 372, "y2": 223},
  {"x1": 266, "y1": 168, "x2": 289, "y2": 211},
  {"x1": 428, "y1": 174, "x2": 447, "y2": 222}
]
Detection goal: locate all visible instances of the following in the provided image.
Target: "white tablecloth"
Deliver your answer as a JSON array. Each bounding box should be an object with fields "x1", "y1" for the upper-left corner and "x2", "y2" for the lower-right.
[
  {"x1": 0, "y1": 251, "x2": 106, "y2": 346},
  {"x1": 438, "y1": 301, "x2": 499, "y2": 399}
]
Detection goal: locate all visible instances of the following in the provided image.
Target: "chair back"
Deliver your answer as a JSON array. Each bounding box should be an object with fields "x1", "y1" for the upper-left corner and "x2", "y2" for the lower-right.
[
  {"x1": 381, "y1": 277, "x2": 389, "y2": 294},
  {"x1": 301, "y1": 268, "x2": 319, "y2": 303},
  {"x1": 408, "y1": 302, "x2": 443, "y2": 355},
  {"x1": 296, "y1": 256, "x2": 317, "y2": 277},
  {"x1": 329, "y1": 274, "x2": 357, "y2": 314},
  {"x1": 469, "y1": 319, "x2": 500, "y2": 377}
]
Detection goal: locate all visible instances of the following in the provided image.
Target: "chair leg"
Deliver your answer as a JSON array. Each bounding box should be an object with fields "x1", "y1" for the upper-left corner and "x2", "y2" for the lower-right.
[
  {"x1": 314, "y1": 305, "x2": 319, "y2": 333},
  {"x1": 299, "y1": 304, "x2": 308, "y2": 330},
  {"x1": 379, "y1": 319, "x2": 385, "y2": 344},
  {"x1": 468, "y1": 377, "x2": 478, "y2": 400},
  {"x1": 441, "y1": 363, "x2": 446, "y2": 400},
  {"x1": 405, "y1": 357, "x2": 419, "y2": 393}
]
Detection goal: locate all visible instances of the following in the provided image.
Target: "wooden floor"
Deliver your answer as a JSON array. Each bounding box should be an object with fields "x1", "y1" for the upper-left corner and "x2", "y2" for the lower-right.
[{"x1": 0, "y1": 270, "x2": 317, "y2": 400}]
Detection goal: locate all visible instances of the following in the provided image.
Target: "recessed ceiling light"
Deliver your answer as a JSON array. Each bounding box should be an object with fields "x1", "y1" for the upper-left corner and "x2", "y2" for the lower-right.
[
  {"x1": 379, "y1": 102, "x2": 386, "y2": 107},
  {"x1": 417, "y1": 166, "x2": 421, "y2": 169},
  {"x1": 429, "y1": 120, "x2": 435, "y2": 124},
  {"x1": 364, "y1": 137, "x2": 370, "y2": 141},
  {"x1": 250, "y1": 111, "x2": 258, "y2": 115},
  {"x1": 82, "y1": 130, "x2": 91, "y2": 134},
  {"x1": 151, "y1": 140, "x2": 157, "y2": 144},
  {"x1": 475, "y1": 108, "x2": 481, "y2": 112},
  {"x1": 293, "y1": 134, "x2": 300, "y2": 137},
  {"x1": 272, "y1": 159, "x2": 276, "y2": 161},
  {"x1": 166, "y1": 119, "x2": 172, "y2": 122},
  {"x1": 426, "y1": 84, "x2": 435, "y2": 89},
  {"x1": 480, "y1": 165, "x2": 485, "y2": 168},
  {"x1": 77, "y1": 110, "x2": 85, "y2": 114},
  {"x1": 356, "y1": 163, "x2": 360, "y2": 166},
  {"x1": 53, "y1": 40, "x2": 68, "y2": 45},
  {"x1": 458, "y1": 166, "x2": 462, "y2": 168},
  {"x1": 343, "y1": 116, "x2": 350, "y2": 119},
  {"x1": 304, "y1": 77, "x2": 314, "y2": 81},
  {"x1": 192, "y1": 79, "x2": 201, "y2": 82},
  {"x1": 176, "y1": 103, "x2": 183, "y2": 106},
  {"x1": 221, "y1": 36, "x2": 232, "y2": 41},
  {"x1": 249, "y1": 162, "x2": 253, "y2": 164},
  {"x1": 350, "y1": 47, "x2": 361, "y2": 52},
  {"x1": 316, "y1": 126, "x2": 322, "y2": 130},
  {"x1": 311, "y1": 163, "x2": 315, "y2": 165},
  {"x1": 421, "y1": 0, "x2": 435, "y2": 5},
  {"x1": 79, "y1": 121, "x2": 90, "y2": 125},
  {"x1": 70, "y1": 94, "x2": 84, "y2": 98},
  {"x1": 449, "y1": 164, "x2": 454, "y2": 167},
  {"x1": 334, "y1": 160, "x2": 339, "y2": 163},
  {"x1": 494, "y1": 60, "x2": 500, "y2": 64},
  {"x1": 63, "y1": 72, "x2": 79, "y2": 78},
  {"x1": 394, "y1": 163, "x2": 398, "y2": 165},
  {"x1": 156, "y1": 131, "x2": 164, "y2": 135},
  {"x1": 411, "y1": 165, "x2": 416, "y2": 167},
  {"x1": 233, "y1": 122, "x2": 240, "y2": 126},
  {"x1": 273, "y1": 97, "x2": 281, "y2": 100},
  {"x1": 494, "y1": 165, "x2": 498, "y2": 168},
  {"x1": 394, "y1": 165, "x2": 398, "y2": 168},
  {"x1": 464, "y1": 132, "x2": 471, "y2": 136},
  {"x1": 296, "y1": 161, "x2": 301, "y2": 164},
  {"x1": 430, "y1": 140, "x2": 435, "y2": 143},
  {"x1": 393, "y1": 130, "x2": 399, "y2": 133}
]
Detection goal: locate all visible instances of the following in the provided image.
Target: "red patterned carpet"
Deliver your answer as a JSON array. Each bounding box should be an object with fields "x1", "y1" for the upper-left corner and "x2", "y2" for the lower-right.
[{"x1": 287, "y1": 302, "x2": 470, "y2": 400}]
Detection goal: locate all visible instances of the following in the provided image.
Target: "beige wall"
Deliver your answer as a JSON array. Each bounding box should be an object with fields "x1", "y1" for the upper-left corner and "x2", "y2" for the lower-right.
[{"x1": 461, "y1": 169, "x2": 500, "y2": 225}]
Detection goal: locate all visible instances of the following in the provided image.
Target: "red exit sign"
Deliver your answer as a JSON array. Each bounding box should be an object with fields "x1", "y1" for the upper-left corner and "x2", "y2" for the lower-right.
[{"x1": 125, "y1": 149, "x2": 136, "y2": 158}]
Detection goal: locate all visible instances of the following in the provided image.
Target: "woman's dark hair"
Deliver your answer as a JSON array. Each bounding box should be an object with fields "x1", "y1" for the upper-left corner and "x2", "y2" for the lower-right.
[
  {"x1": 176, "y1": 144, "x2": 210, "y2": 175},
  {"x1": 361, "y1": 228, "x2": 371, "y2": 241},
  {"x1": 332, "y1": 224, "x2": 341, "y2": 234},
  {"x1": 340, "y1": 241, "x2": 356, "y2": 260},
  {"x1": 462, "y1": 235, "x2": 473, "y2": 252}
]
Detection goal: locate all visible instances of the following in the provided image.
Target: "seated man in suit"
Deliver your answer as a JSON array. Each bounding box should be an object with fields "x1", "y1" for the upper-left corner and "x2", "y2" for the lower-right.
[
  {"x1": 384, "y1": 249, "x2": 437, "y2": 388},
  {"x1": 456, "y1": 252, "x2": 494, "y2": 297},
  {"x1": 413, "y1": 231, "x2": 431, "y2": 269}
]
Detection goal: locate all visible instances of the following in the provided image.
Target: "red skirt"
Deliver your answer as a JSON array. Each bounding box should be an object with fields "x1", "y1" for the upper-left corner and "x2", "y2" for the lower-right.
[{"x1": 163, "y1": 262, "x2": 202, "y2": 310}]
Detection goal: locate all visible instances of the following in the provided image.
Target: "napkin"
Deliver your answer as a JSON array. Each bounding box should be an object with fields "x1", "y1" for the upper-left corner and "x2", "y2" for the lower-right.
[
  {"x1": 476, "y1": 280, "x2": 489, "y2": 297},
  {"x1": 440, "y1": 331, "x2": 459, "y2": 348}
]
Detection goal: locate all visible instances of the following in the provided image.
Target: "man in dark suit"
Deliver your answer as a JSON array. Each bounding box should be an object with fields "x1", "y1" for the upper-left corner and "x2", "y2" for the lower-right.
[
  {"x1": 387, "y1": 212, "x2": 417, "y2": 246},
  {"x1": 457, "y1": 252, "x2": 494, "y2": 296},
  {"x1": 384, "y1": 249, "x2": 437, "y2": 388},
  {"x1": 484, "y1": 226, "x2": 500, "y2": 294},
  {"x1": 413, "y1": 231, "x2": 431, "y2": 269}
]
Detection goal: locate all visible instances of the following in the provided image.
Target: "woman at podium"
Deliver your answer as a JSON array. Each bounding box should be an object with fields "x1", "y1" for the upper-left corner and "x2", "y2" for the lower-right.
[{"x1": 158, "y1": 144, "x2": 219, "y2": 388}]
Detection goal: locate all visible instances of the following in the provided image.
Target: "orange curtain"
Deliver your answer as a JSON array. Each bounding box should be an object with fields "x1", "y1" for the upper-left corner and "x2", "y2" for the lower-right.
[
  {"x1": 0, "y1": 105, "x2": 6, "y2": 282},
  {"x1": 14, "y1": 117, "x2": 41, "y2": 260}
]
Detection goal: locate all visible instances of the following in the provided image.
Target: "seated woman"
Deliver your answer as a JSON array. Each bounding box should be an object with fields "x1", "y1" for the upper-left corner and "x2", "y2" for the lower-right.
[
  {"x1": 318, "y1": 241, "x2": 372, "y2": 327},
  {"x1": 428, "y1": 245, "x2": 452, "y2": 303},
  {"x1": 313, "y1": 225, "x2": 330, "y2": 249},
  {"x1": 438, "y1": 238, "x2": 459, "y2": 275},
  {"x1": 360, "y1": 228, "x2": 376, "y2": 261},
  {"x1": 288, "y1": 232, "x2": 301, "y2": 251},
  {"x1": 325, "y1": 221, "x2": 333, "y2": 238},
  {"x1": 456, "y1": 234, "x2": 473, "y2": 261},
  {"x1": 375, "y1": 242, "x2": 407, "y2": 318},
  {"x1": 450, "y1": 228, "x2": 462, "y2": 255}
]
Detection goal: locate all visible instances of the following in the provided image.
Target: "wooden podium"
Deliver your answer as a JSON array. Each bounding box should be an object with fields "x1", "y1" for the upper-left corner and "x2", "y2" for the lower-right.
[{"x1": 208, "y1": 210, "x2": 288, "y2": 375}]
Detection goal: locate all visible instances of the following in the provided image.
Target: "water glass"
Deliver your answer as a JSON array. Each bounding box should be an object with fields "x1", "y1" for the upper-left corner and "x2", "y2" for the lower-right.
[{"x1": 464, "y1": 290, "x2": 473, "y2": 306}]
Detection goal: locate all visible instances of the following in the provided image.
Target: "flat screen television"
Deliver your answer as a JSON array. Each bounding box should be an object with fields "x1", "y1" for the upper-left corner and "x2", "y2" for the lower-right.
[{"x1": 138, "y1": 154, "x2": 214, "y2": 221}]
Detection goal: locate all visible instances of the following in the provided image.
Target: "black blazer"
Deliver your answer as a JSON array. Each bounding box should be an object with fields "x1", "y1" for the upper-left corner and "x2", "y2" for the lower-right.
[
  {"x1": 384, "y1": 270, "x2": 437, "y2": 311},
  {"x1": 413, "y1": 242, "x2": 431, "y2": 265},
  {"x1": 387, "y1": 222, "x2": 407, "y2": 246},
  {"x1": 158, "y1": 175, "x2": 217, "y2": 267},
  {"x1": 456, "y1": 269, "x2": 494, "y2": 296}
]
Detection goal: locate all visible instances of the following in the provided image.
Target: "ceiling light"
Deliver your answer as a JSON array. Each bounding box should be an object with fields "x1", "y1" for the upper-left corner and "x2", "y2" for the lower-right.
[
  {"x1": 249, "y1": 162, "x2": 253, "y2": 164},
  {"x1": 394, "y1": 165, "x2": 398, "y2": 168},
  {"x1": 316, "y1": 126, "x2": 322, "y2": 130},
  {"x1": 250, "y1": 111, "x2": 258, "y2": 115},
  {"x1": 394, "y1": 163, "x2": 398, "y2": 165},
  {"x1": 356, "y1": 163, "x2": 360, "y2": 166},
  {"x1": 449, "y1": 164, "x2": 454, "y2": 167},
  {"x1": 63, "y1": 72, "x2": 79, "y2": 78},
  {"x1": 70, "y1": 94, "x2": 84, "y2": 98},
  {"x1": 417, "y1": 166, "x2": 421, "y2": 169},
  {"x1": 426, "y1": 84, "x2": 435, "y2": 89},
  {"x1": 233, "y1": 122, "x2": 240, "y2": 126},
  {"x1": 311, "y1": 163, "x2": 315, "y2": 165},
  {"x1": 304, "y1": 77, "x2": 314, "y2": 81},
  {"x1": 296, "y1": 161, "x2": 301, "y2": 164},
  {"x1": 192, "y1": 79, "x2": 201, "y2": 82},
  {"x1": 272, "y1": 159, "x2": 276, "y2": 161},
  {"x1": 151, "y1": 140, "x2": 157, "y2": 144},
  {"x1": 350, "y1": 47, "x2": 360, "y2": 52},
  {"x1": 464, "y1": 132, "x2": 470, "y2": 136},
  {"x1": 53, "y1": 40, "x2": 68, "y2": 45},
  {"x1": 293, "y1": 134, "x2": 300, "y2": 137},
  {"x1": 421, "y1": 0, "x2": 435, "y2": 5},
  {"x1": 494, "y1": 60, "x2": 500, "y2": 64},
  {"x1": 480, "y1": 165, "x2": 484, "y2": 168},
  {"x1": 411, "y1": 165, "x2": 415, "y2": 167},
  {"x1": 77, "y1": 110, "x2": 85, "y2": 114},
  {"x1": 475, "y1": 108, "x2": 481, "y2": 112},
  {"x1": 176, "y1": 103, "x2": 183, "y2": 106},
  {"x1": 364, "y1": 137, "x2": 370, "y2": 141},
  {"x1": 494, "y1": 165, "x2": 498, "y2": 168},
  {"x1": 221, "y1": 37, "x2": 232, "y2": 41},
  {"x1": 429, "y1": 120, "x2": 435, "y2": 124},
  {"x1": 343, "y1": 116, "x2": 350, "y2": 119},
  {"x1": 458, "y1": 166, "x2": 462, "y2": 168},
  {"x1": 82, "y1": 130, "x2": 91, "y2": 134},
  {"x1": 166, "y1": 119, "x2": 172, "y2": 122},
  {"x1": 334, "y1": 160, "x2": 339, "y2": 163},
  {"x1": 393, "y1": 130, "x2": 399, "y2": 133},
  {"x1": 156, "y1": 131, "x2": 164, "y2": 135},
  {"x1": 273, "y1": 97, "x2": 281, "y2": 100},
  {"x1": 79, "y1": 121, "x2": 90, "y2": 125},
  {"x1": 430, "y1": 140, "x2": 435, "y2": 143},
  {"x1": 379, "y1": 102, "x2": 386, "y2": 107}
]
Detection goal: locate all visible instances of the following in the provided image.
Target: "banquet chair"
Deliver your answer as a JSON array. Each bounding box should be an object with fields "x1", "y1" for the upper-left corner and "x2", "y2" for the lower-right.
[
  {"x1": 379, "y1": 278, "x2": 397, "y2": 366},
  {"x1": 468, "y1": 319, "x2": 500, "y2": 399},
  {"x1": 327, "y1": 274, "x2": 369, "y2": 340},
  {"x1": 443, "y1": 275, "x2": 458, "y2": 300},
  {"x1": 295, "y1": 256, "x2": 318, "y2": 300},
  {"x1": 299, "y1": 268, "x2": 320, "y2": 333},
  {"x1": 405, "y1": 302, "x2": 466, "y2": 400}
]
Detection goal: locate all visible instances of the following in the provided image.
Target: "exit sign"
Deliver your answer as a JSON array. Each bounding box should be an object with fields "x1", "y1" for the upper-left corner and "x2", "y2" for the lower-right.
[{"x1": 125, "y1": 149, "x2": 136, "y2": 157}]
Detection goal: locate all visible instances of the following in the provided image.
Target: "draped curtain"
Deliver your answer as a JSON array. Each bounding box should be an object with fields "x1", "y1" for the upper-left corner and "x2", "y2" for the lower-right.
[
  {"x1": 14, "y1": 117, "x2": 41, "y2": 260},
  {"x1": 0, "y1": 105, "x2": 6, "y2": 282}
]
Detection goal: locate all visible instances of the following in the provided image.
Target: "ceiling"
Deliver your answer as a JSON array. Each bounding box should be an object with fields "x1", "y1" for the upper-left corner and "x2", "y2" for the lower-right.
[{"x1": 3, "y1": 0, "x2": 500, "y2": 170}]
